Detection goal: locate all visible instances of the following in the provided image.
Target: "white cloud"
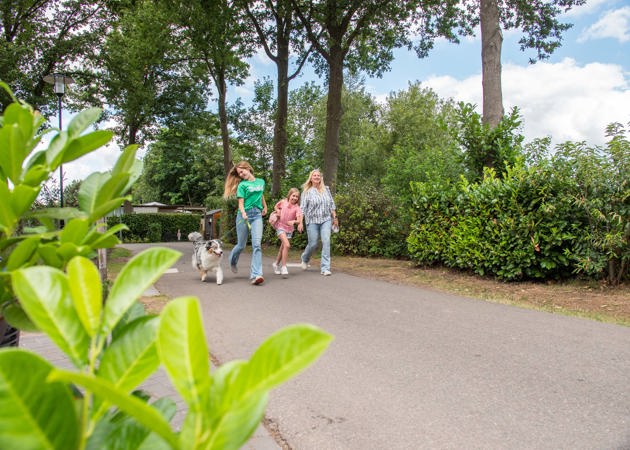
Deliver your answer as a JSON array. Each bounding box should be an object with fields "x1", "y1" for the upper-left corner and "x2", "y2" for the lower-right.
[
  {"x1": 62, "y1": 142, "x2": 124, "y2": 183},
  {"x1": 424, "y1": 58, "x2": 630, "y2": 146},
  {"x1": 578, "y1": 7, "x2": 630, "y2": 43},
  {"x1": 564, "y1": 0, "x2": 610, "y2": 18}
]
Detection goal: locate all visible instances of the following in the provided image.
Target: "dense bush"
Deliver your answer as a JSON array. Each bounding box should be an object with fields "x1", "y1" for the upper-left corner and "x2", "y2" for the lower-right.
[
  {"x1": 330, "y1": 183, "x2": 408, "y2": 258},
  {"x1": 408, "y1": 124, "x2": 629, "y2": 283},
  {"x1": 107, "y1": 213, "x2": 202, "y2": 242}
]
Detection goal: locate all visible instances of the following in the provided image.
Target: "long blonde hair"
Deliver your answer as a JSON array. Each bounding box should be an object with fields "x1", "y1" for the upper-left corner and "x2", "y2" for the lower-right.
[
  {"x1": 302, "y1": 169, "x2": 325, "y2": 193},
  {"x1": 223, "y1": 161, "x2": 253, "y2": 198}
]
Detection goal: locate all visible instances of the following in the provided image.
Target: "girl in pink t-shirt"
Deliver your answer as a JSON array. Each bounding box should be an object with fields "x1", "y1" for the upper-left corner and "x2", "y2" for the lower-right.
[{"x1": 271, "y1": 188, "x2": 303, "y2": 277}]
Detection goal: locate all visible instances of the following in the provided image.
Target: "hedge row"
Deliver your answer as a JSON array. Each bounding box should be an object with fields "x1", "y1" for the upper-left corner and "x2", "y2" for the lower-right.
[
  {"x1": 107, "y1": 213, "x2": 203, "y2": 243},
  {"x1": 407, "y1": 146, "x2": 628, "y2": 283}
]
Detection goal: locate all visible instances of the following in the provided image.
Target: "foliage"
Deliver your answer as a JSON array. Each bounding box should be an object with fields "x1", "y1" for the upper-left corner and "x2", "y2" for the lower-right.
[
  {"x1": 98, "y1": 0, "x2": 204, "y2": 146},
  {"x1": 0, "y1": 0, "x2": 109, "y2": 112},
  {"x1": 336, "y1": 77, "x2": 388, "y2": 186},
  {"x1": 334, "y1": 182, "x2": 408, "y2": 258},
  {"x1": 291, "y1": 0, "x2": 463, "y2": 189},
  {"x1": 456, "y1": 0, "x2": 587, "y2": 63},
  {"x1": 0, "y1": 87, "x2": 141, "y2": 329},
  {"x1": 549, "y1": 124, "x2": 629, "y2": 284},
  {"x1": 381, "y1": 82, "x2": 463, "y2": 207},
  {"x1": 0, "y1": 248, "x2": 333, "y2": 449},
  {"x1": 455, "y1": 103, "x2": 524, "y2": 181},
  {"x1": 133, "y1": 110, "x2": 224, "y2": 206},
  {"x1": 107, "y1": 214, "x2": 202, "y2": 243},
  {"x1": 407, "y1": 125, "x2": 628, "y2": 283}
]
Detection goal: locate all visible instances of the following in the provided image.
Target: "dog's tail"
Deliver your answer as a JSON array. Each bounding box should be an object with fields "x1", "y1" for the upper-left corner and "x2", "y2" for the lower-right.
[{"x1": 188, "y1": 231, "x2": 203, "y2": 242}]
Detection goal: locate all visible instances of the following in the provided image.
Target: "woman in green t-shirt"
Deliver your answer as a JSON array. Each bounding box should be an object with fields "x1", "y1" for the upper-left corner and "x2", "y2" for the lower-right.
[{"x1": 223, "y1": 161, "x2": 268, "y2": 285}]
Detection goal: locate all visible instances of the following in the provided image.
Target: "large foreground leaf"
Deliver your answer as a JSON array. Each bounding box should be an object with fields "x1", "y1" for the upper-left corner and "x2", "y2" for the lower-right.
[
  {"x1": 157, "y1": 296, "x2": 210, "y2": 409},
  {"x1": 49, "y1": 369, "x2": 179, "y2": 450},
  {"x1": 12, "y1": 266, "x2": 90, "y2": 366},
  {"x1": 0, "y1": 350, "x2": 79, "y2": 450},
  {"x1": 102, "y1": 247, "x2": 181, "y2": 336}
]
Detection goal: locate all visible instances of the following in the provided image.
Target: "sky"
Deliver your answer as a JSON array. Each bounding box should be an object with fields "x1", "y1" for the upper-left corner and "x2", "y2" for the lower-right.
[{"x1": 61, "y1": 0, "x2": 629, "y2": 183}]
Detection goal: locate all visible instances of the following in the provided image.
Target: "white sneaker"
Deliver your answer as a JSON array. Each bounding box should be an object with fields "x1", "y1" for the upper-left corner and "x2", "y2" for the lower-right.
[
  {"x1": 300, "y1": 260, "x2": 308, "y2": 270},
  {"x1": 321, "y1": 270, "x2": 332, "y2": 276},
  {"x1": 272, "y1": 262, "x2": 281, "y2": 275},
  {"x1": 230, "y1": 264, "x2": 238, "y2": 273},
  {"x1": 280, "y1": 266, "x2": 289, "y2": 277}
]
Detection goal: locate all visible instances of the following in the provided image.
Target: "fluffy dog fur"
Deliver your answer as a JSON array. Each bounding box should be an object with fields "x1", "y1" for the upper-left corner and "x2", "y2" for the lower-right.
[{"x1": 188, "y1": 232, "x2": 223, "y2": 285}]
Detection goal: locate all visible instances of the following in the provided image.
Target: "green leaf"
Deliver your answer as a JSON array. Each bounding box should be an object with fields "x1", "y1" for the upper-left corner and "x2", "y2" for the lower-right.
[
  {"x1": 112, "y1": 145, "x2": 140, "y2": 175},
  {"x1": 49, "y1": 369, "x2": 179, "y2": 450},
  {"x1": 0, "y1": 350, "x2": 79, "y2": 450},
  {"x1": 202, "y1": 361, "x2": 268, "y2": 450},
  {"x1": 6, "y1": 236, "x2": 39, "y2": 270},
  {"x1": 102, "y1": 247, "x2": 180, "y2": 336},
  {"x1": 0, "y1": 182, "x2": 17, "y2": 233},
  {"x1": 78, "y1": 171, "x2": 109, "y2": 213},
  {"x1": 11, "y1": 184, "x2": 40, "y2": 219},
  {"x1": 157, "y1": 296, "x2": 210, "y2": 409},
  {"x1": 12, "y1": 266, "x2": 90, "y2": 366},
  {"x1": 63, "y1": 130, "x2": 114, "y2": 163},
  {"x1": 60, "y1": 218, "x2": 90, "y2": 244},
  {"x1": 243, "y1": 324, "x2": 333, "y2": 393},
  {"x1": 66, "y1": 107, "x2": 102, "y2": 139},
  {"x1": 67, "y1": 256, "x2": 102, "y2": 337},
  {"x1": 206, "y1": 390, "x2": 268, "y2": 450},
  {"x1": 87, "y1": 397, "x2": 176, "y2": 450},
  {"x1": 0, "y1": 123, "x2": 26, "y2": 181},
  {"x1": 98, "y1": 316, "x2": 160, "y2": 393}
]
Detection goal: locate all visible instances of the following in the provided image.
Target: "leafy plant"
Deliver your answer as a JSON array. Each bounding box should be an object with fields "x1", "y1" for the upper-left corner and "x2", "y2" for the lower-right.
[
  {"x1": 0, "y1": 247, "x2": 332, "y2": 449},
  {"x1": 0, "y1": 89, "x2": 332, "y2": 449},
  {"x1": 0, "y1": 83, "x2": 142, "y2": 329}
]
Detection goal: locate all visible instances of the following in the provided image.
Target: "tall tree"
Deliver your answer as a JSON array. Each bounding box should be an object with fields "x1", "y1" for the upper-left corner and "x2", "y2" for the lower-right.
[
  {"x1": 98, "y1": 0, "x2": 198, "y2": 146},
  {"x1": 168, "y1": 0, "x2": 254, "y2": 177},
  {"x1": 290, "y1": 0, "x2": 459, "y2": 191},
  {"x1": 0, "y1": 0, "x2": 108, "y2": 112},
  {"x1": 135, "y1": 109, "x2": 224, "y2": 205},
  {"x1": 460, "y1": 0, "x2": 586, "y2": 131},
  {"x1": 240, "y1": 0, "x2": 313, "y2": 196}
]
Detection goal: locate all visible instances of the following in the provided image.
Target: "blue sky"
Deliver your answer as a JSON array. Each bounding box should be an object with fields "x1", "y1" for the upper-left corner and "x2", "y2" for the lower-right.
[{"x1": 64, "y1": 0, "x2": 629, "y2": 182}]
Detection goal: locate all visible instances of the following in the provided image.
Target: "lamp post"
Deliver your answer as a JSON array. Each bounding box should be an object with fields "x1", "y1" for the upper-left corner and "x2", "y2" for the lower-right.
[{"x1": 43, "y1": 73, "x2": 74, "y2": 217}]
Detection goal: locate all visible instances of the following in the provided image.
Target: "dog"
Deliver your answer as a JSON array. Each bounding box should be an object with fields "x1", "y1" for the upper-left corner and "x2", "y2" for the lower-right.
[{"x1": 188, "y1": 232, "x2": 224, "y2": 285}]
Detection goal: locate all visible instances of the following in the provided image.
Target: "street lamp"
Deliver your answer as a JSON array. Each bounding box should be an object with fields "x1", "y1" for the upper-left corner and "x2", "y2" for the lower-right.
[{"x1": 43, "y1": 73, "x2": 74, "y2": 216}]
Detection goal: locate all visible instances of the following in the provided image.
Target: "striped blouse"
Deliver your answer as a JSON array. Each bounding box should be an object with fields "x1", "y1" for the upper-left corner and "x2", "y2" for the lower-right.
[{"x1": 300, "y1": 186, "x2": 336, "y2": 225}]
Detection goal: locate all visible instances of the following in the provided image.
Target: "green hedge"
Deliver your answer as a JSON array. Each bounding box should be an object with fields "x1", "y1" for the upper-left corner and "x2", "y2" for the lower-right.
[
  {"x1": 407, "y1": 145, "x2": 628, "y2": 283},
  {"x1": 107, "y1": 213, "x2": 203, "y2": 243}
]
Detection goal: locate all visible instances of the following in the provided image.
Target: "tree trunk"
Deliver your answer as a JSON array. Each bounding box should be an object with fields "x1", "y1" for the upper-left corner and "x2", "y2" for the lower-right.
[
  {"x1": 216, "y1": 71, "x2": 232, "y2": 177},
  {"x1": 324, "y1": 49, "x2": 344, "y2": 193},
  {"x1": 272, "y1": 40, "x2": 290, "y2": 198},
  {"x1": 480, "y1": 0, "x2": 504, "y2": 132}
]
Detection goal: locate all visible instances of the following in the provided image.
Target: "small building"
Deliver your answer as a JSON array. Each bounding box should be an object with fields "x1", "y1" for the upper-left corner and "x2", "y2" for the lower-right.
[{"x1": 113, "y1": 201, "x2": 221, "y2": 239}]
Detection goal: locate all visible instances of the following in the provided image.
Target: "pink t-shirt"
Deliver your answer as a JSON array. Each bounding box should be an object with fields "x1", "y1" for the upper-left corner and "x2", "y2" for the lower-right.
[{"x1": 274, "y1": 199, "x2": 302, "y2": 233}]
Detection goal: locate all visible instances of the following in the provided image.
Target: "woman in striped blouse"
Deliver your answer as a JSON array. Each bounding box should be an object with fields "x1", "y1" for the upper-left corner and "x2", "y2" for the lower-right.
[{"x1": 299, "y1": 169, "x2": 338, "y2": 276}]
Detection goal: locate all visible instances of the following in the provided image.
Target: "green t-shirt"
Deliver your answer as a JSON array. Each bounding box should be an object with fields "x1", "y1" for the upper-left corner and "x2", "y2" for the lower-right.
[{"x1": 237, "y1": 177, "x2": 265, "y2": 211}]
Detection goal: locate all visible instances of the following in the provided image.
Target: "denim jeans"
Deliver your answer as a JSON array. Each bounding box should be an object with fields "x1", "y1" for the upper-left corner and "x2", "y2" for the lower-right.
[
  {"x1": 301, "y1": 219, "x2": 332, "y2": 273},
  {"x1": 230, "y1": 207, "x2": 263, "y2": 278}
]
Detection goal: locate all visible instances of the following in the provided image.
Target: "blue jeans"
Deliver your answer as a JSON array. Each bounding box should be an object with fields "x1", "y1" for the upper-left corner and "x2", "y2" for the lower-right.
[
  {"x1": 230, "y1": 208, "x2": 263, "y2": 278},
  {"x1": 301, "y1": 220, "x2": 332, "y2": 273}
]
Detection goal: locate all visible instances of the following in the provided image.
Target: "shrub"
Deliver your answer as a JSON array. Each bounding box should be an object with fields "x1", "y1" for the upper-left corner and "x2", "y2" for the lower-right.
[
  {"x1": 334, "y1": 182, "x2": 408, "y2": 258},
  {"x1": 107, "y1": 214, "x2": 202, "y2": 243}
]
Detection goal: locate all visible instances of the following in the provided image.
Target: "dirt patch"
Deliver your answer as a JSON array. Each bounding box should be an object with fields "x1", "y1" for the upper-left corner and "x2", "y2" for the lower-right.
[
  {"x1": 332, "y1": 255, "x2": 630, "y2": 325},
  {"x1": 139, "y1": 295, "x2": 170, "y2": 314}
]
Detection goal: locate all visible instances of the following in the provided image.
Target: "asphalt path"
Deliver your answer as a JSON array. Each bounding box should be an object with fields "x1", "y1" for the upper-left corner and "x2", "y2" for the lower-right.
[{"x1": 124, "y1": 242, "x2": 630, "y2": 450}]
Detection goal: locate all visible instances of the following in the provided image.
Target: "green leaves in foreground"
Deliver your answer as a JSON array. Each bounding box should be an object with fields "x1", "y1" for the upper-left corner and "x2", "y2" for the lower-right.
[{"x1": 0, "y1": 246, "x2": 333, "y2": 450}]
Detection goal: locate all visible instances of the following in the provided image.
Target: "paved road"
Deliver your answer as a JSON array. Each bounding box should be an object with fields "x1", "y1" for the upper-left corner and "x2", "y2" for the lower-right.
[{"x1": 125, "y1": 242, "x2": 630, "y2": 450}]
